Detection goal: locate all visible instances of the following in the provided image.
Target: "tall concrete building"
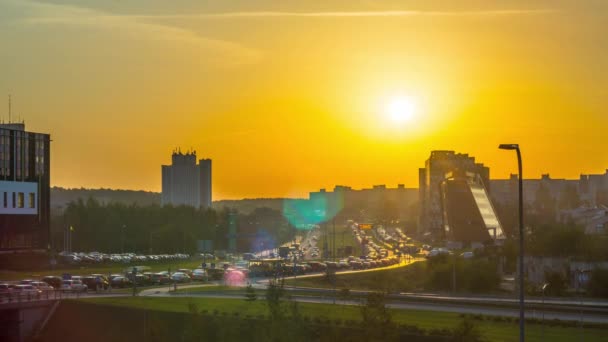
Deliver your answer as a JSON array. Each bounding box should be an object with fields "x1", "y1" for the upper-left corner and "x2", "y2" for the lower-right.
[
  {"x1": 161, "y1": 150, "x2": 212, "y2": 208},
  {"x1": 491, "y1": 171, "x2": 608, "y2": 207},
  {"x1": 0, "y1": 122, "x2": 51, "y2": 251},
  {"x1": 418, "y1": 151, "x2": 490, "y2": 240}
]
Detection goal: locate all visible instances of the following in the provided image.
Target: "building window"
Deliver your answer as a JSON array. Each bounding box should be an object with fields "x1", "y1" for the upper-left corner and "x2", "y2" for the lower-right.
[
  {"x1": 12, "y1": 192, "x2": 15, "y2": 208},
  {"x1": 29, "y1": 193, "x2": 35, "y2": 209},
  {"x1": 2, "y1": 192, "x2": 6, "y2": 208},
  {"x1": 18, "y1": 192, "x2": 24, "y2": 208}
]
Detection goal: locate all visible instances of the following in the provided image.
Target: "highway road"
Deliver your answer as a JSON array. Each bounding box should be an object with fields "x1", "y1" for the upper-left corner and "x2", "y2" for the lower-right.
[{"x1": 150, "y1": 291, "x2": 608, "y2": 324}]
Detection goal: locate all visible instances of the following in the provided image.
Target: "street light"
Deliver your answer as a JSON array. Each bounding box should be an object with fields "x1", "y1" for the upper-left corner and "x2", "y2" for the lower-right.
[
  {"x1": 542, "y1": 283, "x2": 549, "y2": 341},
  {"x1": 499, "y1": 143, "x2": 524, "y2": 342}
]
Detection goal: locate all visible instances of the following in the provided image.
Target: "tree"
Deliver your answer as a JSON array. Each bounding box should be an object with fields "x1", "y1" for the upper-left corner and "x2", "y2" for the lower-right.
[
  {"x1": 451, "y1": 317, "x2": 485, "y2": 342},
  {"x1": 360, "y1": 292, "x2": 395, "y2": 341}
]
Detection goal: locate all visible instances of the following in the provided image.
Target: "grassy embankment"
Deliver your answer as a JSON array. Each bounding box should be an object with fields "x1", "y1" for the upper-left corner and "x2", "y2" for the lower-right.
[{"x1": 77, "y1": 296, "x2": 608, "y2": 342}]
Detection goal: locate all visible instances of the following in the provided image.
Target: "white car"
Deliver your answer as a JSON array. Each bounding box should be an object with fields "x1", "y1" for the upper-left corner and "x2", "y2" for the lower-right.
[
  {"x1": 31, "y1": 281, "x2": 54, "y2": 292},
  {"x1": 61, "y1": 280, "x2": 88, "y2": 292},
  {"x1": 14, "y1": 284, "x2": 42, "y2": 297}
]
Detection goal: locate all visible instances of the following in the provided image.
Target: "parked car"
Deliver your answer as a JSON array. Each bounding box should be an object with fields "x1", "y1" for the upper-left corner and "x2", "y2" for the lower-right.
[
  {"x1": 191, "y1": 269, "x2": 207, "y2": 281},
  {"x1": 206, "y1": 268, "x2": 225, "y2": 281},
  {"x1": 150, "y1": 273, "x2": 171, "y2": 285},
  {"x1": 42, "y1": 276, "x2": 63, "y2": 289},
  {"x1": 170, "y1": 272, "x2": 191, "y2": 283},
  {"x1": 0, "y1": 283, "x2": 12, "y2": 297},
  {"x1": 14, "y1": 284, "x2": 42, "y2": 298},
  {"x1": 31, "y1": 281, "x2": 54, "y2": 293},
  {"x1": 82, "y1": 276, "x2": 109, "y2": 290},
  {"x1": 177, "y1": 269, "x2": 193, "y2": 277},
  {"x1": 61, "y1": 280, "x2": 88, "y2": 292},
  {"x1": 110, "y1": 276, "x2": 132, "y2": 288}
]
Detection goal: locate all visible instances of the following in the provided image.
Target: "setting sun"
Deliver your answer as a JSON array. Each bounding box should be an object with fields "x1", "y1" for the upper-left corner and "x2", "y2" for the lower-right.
[{"x1": 386, "y1": 96, "x2": 417, "y2": 124}]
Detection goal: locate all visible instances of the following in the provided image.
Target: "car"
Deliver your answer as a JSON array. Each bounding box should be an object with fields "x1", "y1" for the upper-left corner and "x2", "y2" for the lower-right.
[
  {"x1": 206, "y1": 268, "x2": 225, "y2": 280},
  {"x1": 61, "y1": 280, "x2": 88, "y2": 292},
  {"x1": 110, "y1": 276, "x2": 132, "y2": 288},
  {"x1": 177, "y1": 269, "x2": 193, "y2": 277},
  {"x1": 14, "y1": 284, "x2": 42, "y2": 298},
  {"x1": 191, "y1": 269, "x2": 207, "y2": 281},
  {"x1": 42, "y1": 276, "x2": 62, "y2": 289},
  {"x1": 82, "y1": 276, "x2": 109, "y2": 290},
  {"x1": 150, "y1": 273, "x2": 171, "y2": 284},
  {"x1": 0, "y1": 283, "x2": 12, "y2": 297},
  {"x1": 130, "y1": 274, "x2": 151, "y2": 286},
  {"x1": 242, "y1": 253, "x2": 257, "y2": 261},
  {"x1": 31, "y1": 281, "x2": 54, "y2": 293},
  {"x1": 170, "y1": 272, "x2": 191, "y2": 283}
]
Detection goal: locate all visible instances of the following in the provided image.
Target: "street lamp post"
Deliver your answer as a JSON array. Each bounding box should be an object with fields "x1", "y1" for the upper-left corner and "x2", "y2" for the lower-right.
[
  {"x1": 499, "y1": 143, "x2": 524, "y2": 342},
  {"x1": 542, "y1": 283, "x2": 548, "y2": 341}
]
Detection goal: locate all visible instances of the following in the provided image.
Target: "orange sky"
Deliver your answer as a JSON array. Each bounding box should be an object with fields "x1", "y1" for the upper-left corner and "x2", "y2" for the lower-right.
[{"x1": 1, "y1": 1, "x2": 607, "y2": 199}]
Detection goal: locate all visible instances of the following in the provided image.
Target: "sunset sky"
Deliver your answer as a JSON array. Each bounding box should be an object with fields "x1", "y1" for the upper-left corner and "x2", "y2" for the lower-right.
[{"x1": 1, "y1": 0, "x2": 607, "y2": 199}]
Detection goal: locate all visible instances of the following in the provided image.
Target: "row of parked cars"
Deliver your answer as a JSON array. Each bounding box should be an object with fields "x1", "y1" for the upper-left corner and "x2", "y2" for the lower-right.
[
  {"x1": 58, "y1": 252, "x2": 191, "y2": 265},
  {"x1": 0, "y1": 267, "x2": 212, "y2": 298}
]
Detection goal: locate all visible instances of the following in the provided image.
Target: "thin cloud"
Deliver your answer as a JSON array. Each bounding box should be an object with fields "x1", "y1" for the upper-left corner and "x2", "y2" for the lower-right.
[
  {"x1": 8, "y1": 0, "x2": 262, "y2": 66},
  {"x1": 131, "y1": 9, "x2": 556, "y2": 20}
]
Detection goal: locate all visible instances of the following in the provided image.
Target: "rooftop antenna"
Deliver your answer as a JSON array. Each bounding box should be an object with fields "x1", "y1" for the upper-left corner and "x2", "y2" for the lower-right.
[{"x1": 8, "y1": 94, "x2": 11, "y2": 123}]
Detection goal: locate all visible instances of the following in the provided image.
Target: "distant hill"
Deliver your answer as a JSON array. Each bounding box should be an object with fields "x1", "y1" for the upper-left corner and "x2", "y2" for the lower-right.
[
  {"x1": 213, "y1": 198, "x2": 308, "y2": 214},
  {"x1": 51, "y1": 187, "x2": 307, "y2": 215}
]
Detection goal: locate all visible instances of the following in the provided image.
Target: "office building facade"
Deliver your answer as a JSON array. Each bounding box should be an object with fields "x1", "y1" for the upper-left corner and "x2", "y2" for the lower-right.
[
  {"x1": 0, "y1": 123, "x2": 51, "y2": 251},
  {"x1": 418, "y1": 150, "x2": 490, "y2": 240},
  {"x1": 161, "y1": 150, "x2": 212, "y2": 208}
]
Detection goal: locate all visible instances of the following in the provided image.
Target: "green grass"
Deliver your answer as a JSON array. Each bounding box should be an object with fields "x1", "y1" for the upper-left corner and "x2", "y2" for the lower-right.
[
  {"x1": 173, "y1": 285, "x2": 239, "y2": 293},
  {"x1": 172, "y1": 285, "x2": 341, "y2": 298},
  {"x1": 80, "y1": 296, "x2": 608, "y2": 342},
  {"x1": 0, "y1": 259, "x2": 205, "y2": 281}
]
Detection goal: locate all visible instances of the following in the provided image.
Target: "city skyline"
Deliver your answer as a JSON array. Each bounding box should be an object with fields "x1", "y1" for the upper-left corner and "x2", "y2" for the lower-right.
[{"x1": 1, "y1": 1, "x2": 607, "y2": 199}]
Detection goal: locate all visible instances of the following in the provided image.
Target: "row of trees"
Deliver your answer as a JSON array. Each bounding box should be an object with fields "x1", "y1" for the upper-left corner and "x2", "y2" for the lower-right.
[{"x1": 50, "y1": 197, "x2": 297, "y2": 254}]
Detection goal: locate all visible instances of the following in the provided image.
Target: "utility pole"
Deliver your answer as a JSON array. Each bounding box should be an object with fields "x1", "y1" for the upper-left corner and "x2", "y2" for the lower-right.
[{"x1": 332, "y1": 218, "x2": 336, "y2": 262}]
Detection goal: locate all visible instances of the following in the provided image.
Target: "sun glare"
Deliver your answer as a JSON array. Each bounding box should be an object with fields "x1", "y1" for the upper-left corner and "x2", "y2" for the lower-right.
[{"x1": 386, "y1": 96, "x2": 416, "y2": 124}]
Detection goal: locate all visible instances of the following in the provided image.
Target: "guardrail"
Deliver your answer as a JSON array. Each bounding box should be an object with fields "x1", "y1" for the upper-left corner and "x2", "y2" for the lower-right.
[{"x1": 0, "y1": 289, "x2": 88, "y2": 305}]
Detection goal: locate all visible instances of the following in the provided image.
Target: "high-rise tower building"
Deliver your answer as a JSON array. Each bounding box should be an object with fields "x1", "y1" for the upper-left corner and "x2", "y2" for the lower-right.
[
  {"x1": 0, "y1": 122, "x2": 51, "y2": 251},
  {"x1": 161, "y1": 150, "x2": 212, "y2": 208}
]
